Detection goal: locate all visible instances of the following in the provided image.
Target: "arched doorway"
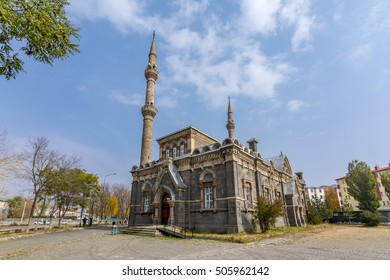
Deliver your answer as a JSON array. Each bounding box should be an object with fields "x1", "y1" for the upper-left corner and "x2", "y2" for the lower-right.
[{"x1": 161, "y1": 193, "x2": 170, "y2": 225}]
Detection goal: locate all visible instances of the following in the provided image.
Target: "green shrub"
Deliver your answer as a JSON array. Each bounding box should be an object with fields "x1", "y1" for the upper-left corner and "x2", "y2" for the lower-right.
[
  {"x1": 361, "y1": 211, "x2": 384, "y2": 227},
  {"x1": 253, "y1": 196, "x2": 284, "y2": 233}
]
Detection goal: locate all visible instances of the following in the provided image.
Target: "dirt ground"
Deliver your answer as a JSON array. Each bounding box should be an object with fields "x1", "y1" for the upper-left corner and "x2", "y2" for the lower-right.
[{"x1": 1, "y1": 224, "x2": 390, "y2": 259}]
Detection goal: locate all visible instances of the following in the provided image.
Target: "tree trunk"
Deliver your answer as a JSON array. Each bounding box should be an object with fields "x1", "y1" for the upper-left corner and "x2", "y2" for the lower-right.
[{"x1": 26, "y1": 194, "x2": 39, "y2": 232}]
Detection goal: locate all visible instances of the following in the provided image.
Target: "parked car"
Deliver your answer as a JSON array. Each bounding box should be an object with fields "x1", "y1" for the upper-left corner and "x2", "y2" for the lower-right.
[{"x1": 34, "y1": 219, "x2": 50, "y2": 225}]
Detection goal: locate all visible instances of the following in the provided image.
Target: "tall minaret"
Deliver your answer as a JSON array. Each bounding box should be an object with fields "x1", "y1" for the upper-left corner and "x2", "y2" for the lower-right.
[
  {"x1": 140, "y1": 32, "x2": 158, "y2": 165},
  {"x1": 226, "y1": 96, "x2": 235, "y2": 139}
]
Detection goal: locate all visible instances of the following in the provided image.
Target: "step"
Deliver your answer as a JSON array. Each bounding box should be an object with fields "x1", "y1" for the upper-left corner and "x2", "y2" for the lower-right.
[{"x1": 120, "y1": 226, "x2": 162, "y2": 236}]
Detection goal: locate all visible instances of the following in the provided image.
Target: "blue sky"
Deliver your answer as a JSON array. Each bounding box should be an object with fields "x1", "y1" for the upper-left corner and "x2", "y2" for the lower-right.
[{"x1": 1, "y1": 0, "x2": 390, "y2": 196}]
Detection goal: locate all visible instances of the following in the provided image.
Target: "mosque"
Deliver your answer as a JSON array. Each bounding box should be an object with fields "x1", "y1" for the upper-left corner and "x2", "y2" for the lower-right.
[{"x1": 128, "y1": 34, "x2": 307, "y2": 233}]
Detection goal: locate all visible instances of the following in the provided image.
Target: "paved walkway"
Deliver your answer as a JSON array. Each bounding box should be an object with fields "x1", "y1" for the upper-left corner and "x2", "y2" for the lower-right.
[{"x1": 1, "y1": 225, "x2": 390, "y2": 259}]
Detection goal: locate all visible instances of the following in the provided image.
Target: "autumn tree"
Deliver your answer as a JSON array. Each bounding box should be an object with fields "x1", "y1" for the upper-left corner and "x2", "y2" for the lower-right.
[
  {"x1": 105, "y1": 195, "x2": 118, "y2": 219},
  {"x1": 324, "y1": 187, "x2": 340, "y2": 212},
  {"x1": 7, "y1": 195, "x2": 32, "y2": 223},
  {"x1": 112, "y1": 184, "x2": 131, "y2": 220},
  {"x1": 346, "y1": 160, "x2": 382, "y2": 226},
  {"x1": 0, "y1": 0, "x2": 80, "y2": 79},
  {"x1": 7, "y1": 195, "x2": 23, "y2": 218},
  {"x1": 253, "y1": 196, "x2": 284, "y2": 233},
  {"x1": 97, "y1": 184, "x2": 111, "y2": 220}
]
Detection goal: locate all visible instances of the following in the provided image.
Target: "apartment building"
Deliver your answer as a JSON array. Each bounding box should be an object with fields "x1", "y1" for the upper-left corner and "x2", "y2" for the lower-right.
[{"x1": 335, "y1": 164, "x2": 390, "y2": 212}]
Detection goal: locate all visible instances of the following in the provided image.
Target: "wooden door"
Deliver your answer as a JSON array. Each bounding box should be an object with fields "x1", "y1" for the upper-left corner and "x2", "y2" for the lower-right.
[{"x1": 161, "y1": 193, "x2": 170, "y2": 225}]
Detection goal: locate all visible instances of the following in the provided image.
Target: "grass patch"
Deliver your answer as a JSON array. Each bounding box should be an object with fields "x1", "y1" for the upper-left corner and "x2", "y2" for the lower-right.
[
  {"x1": 191, "y1": 224, "x2": 331, "y2": 243},
  {"x1": 0, "y1": 226, "x2": 81, "y2": 241}
]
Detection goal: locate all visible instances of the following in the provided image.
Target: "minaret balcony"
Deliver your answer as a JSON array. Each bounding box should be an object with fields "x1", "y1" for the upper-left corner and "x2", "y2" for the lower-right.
[
  {"x1": 141, "y1": 104, "x2": 157, "y2": 118},
  {"x1": 144, "y1": 67, "x2": 159, "y2": 80},
  {"x1": 226, "y1": 121, "x2": 235, "y2": 130}
]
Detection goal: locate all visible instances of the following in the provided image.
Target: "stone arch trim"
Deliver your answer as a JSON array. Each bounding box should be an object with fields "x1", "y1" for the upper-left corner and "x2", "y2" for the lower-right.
[
  {"x1": 222, "y1": 138, "x2": 233, "y2": 146},
  {"x1": 141, "y1": 180, "x2": 153, "y2": 191},
  {"x1": 203, "y1": 146, "x2": 211, "y2": 152},
  {"x1": 171, "y1": 140, "x2": 178, "y2": 147},
  {"x1": 151, "y1": 185, "x2": 177, "y2": 226},
  {"x1": 153, "y1": 185, "x2": 176, "y2": 204},
  {"x1": 213, "y1": 143, "x2": 221, "y2": 150},
  {"x1": 177, "y1": 138, "x2": 187, "y2": 145},
  {"x1": 199, "y1": 169, "x2": 216, "y2": 182},
  {"x1": 162, "y1": 143, "x2": 171, "y2": 151}
]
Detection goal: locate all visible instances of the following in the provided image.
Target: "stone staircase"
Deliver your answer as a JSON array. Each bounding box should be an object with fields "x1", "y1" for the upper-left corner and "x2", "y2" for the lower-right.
[
  {"x1": 120, "y1": 225, "x2": 163, "y2": 237},
  {"x1": 120, "y1": 225, "x2": 192, "y2": 238}
]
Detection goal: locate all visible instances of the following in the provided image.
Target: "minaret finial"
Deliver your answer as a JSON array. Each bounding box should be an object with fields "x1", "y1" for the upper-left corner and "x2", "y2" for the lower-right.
[
  {"x1": 149, "y1": 31, "x2": 156, "y2": 58},
  {"x1": 226, "y1": 97, "x2": 235, "y2": 139}
]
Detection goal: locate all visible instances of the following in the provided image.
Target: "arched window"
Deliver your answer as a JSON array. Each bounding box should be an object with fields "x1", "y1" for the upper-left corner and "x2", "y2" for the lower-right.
[
  {"x1": 173, "y1": 146, "x2": 177, "y2": 158},
  {"x1": 199, "y1": 169, "x2": 217, "y2": 212},
  {"x1": 143, "y1": 193, "x2": 150, "y2": 212},
  {"x1": 245, "y1": 182, "x2": 252, "y2": 209},
  {"x1": 204, "y1": 182, "x2": 214, "y2": 208},
  {"x1": 141, "y1": 181, "x2": 152, "y2": 214},
  {"x1": 264, "y1": 188, "x2": 270, "y2": 203},
  {"x1": 180, "y1": 143, "x2": 185, "y2": 155},
  {"x1": 166, "y1": 148, "x2": 170, "y2": 158},
  {"x1": 242, "y1": 180, "x2": 253, "y2": 210}
]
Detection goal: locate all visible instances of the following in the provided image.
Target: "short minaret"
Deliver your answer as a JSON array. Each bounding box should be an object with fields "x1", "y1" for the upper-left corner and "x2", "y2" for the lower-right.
[
  {"x1": 226, "y1": 97, "x2": 235, "y2": 139},
  {"x1": 140, "y1": 32, "x2": 158, "y2": 165}
]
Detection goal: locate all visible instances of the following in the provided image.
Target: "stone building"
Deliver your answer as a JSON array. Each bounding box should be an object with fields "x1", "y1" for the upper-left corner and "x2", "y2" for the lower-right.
[{"x1": 128, "y1": 34, "x2": 307, "y2": 233}]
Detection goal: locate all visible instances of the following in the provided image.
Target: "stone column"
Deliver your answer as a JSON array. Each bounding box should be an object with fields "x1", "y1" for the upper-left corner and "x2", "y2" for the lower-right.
[
  {"x1": 168, "y1": 200, "x2": 175, "y2": 226},
  {"x1": 153, "y1": 202, "x2": 159, "y2": 225},
  {"x1": 212, "y1": 179, "x2": 217, "y2": 211},
  {"x1": 199, "y1": 181, "x2": 204, "y2": 209}
]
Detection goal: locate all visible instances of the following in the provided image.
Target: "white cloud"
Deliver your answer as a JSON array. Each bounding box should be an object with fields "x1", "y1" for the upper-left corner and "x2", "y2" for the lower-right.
[
  {"x1": 287, "y1": 99, "x2": 305, "y2": 112},
  {"x1": 69, "y1": 0, "x2": 147, "y2": 32},
  {"x1": 158, "y1": 96, "x2": 178, "y2": 109},
  {"x1": 291, "y1": 15, "x2": 313, "y2": 51},
  {"x1": 240, "y1": 0, "x2": 281, "y2": 35},
  {"x1": 238, "y1": 0, "x2": 314, "y2": 51},
  {"x1": 337, "y1": 2, "x2": 390, "y2": 67},
  {"x1": 280, "y1": 0, "x2": 314, "y2": 51},
  {"x1": 109, "y1": 91, "x2": 144, "y2": 106},
  {"x1": 68, "y1": 1, "x2": 315, "y2": 108},
  {"x1": 347, "y1": 43, "x2": 372, "y2": 64},
  {"x1": 164, "y1": 43, "x2": 293, "y2": 107},
  {"x1": 173, "y1": 0, "x2": 210, "y2": 21}
]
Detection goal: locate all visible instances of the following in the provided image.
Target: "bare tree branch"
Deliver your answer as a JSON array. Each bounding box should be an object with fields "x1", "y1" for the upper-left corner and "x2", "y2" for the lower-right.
[{"x1": 0, "y1": 130, "x2": 24, "y2": 194}]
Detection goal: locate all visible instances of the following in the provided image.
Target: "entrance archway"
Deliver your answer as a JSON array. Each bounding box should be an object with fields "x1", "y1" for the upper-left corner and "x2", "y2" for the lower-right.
[{"x1": 161, "y1": 193, "x2": 170, "y2": 225}]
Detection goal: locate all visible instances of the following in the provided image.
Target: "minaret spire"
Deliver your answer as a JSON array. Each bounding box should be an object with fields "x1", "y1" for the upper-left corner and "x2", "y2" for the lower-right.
[
  {"x1": 226, "y1": 96, "x2": 235, "y2": 139},
  {"x1": 140, "y1": 32, "x2": 159, "y2": 165}
]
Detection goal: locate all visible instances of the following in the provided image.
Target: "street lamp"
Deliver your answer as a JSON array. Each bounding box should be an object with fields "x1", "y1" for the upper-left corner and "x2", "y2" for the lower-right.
[
  {"x1": 103, "y1": 172, "x2": 117, "y2": 185},
  {"x1": 101, "y1": 172, "x2": 117, "y2": 224}
]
